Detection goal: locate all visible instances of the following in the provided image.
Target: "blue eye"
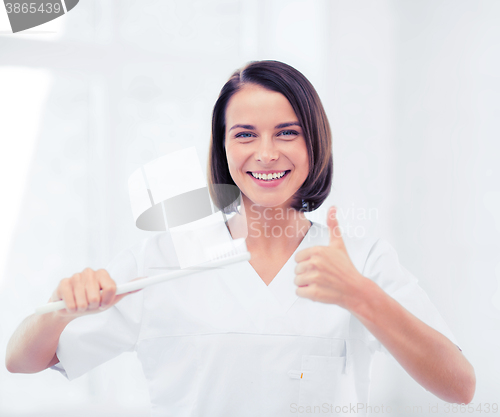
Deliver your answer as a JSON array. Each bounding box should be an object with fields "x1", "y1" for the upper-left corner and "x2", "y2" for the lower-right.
[
  {"x1": 235, "y1": 132, "x2": 254, "y2": 139},
  {"x1": 278, "y1": 130, "x2": 299, "y2": 137}
]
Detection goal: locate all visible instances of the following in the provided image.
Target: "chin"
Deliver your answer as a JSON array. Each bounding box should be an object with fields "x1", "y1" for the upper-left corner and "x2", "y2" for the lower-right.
[{"x1": 246, "y1": 197, "x2": 293, "y2": 210}]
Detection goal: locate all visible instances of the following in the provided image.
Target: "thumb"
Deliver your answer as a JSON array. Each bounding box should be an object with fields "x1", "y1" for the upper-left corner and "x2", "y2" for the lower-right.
[
  {"x1": 327, "y1": 206, "x2": 343, "y2": 247},
  {"x1": 103, "y1": 277, "x2": 144, "y2": 309}
]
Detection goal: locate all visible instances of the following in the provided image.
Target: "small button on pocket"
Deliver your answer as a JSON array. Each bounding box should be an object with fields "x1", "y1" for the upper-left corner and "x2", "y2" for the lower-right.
[
  {"x1": 288, "y1": 369, "x2": 303, "y2": 380},
  {"x1": 297, "y1": 340, "x2": 351, "y2": 417},
  {"x1": 298, "y1": 355, "x2": 346, "y2": 408}
]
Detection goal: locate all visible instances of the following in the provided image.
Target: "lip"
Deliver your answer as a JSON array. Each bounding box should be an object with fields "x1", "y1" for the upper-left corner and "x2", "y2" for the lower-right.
[
  {"x1": 247, "y1": 170, "x2": 291, "y2": 188},
  {"x1": 247, "y1": 170, "x2": 289, "y2": 174}
]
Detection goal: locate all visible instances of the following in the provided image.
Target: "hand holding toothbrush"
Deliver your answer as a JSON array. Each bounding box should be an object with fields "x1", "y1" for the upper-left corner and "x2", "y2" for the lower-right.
[
  {"x1": 37, "y1": 237, "x2": 250, "y2": 315},
  {"x1": 47, "y1": 268, "x2": 142, "y2": 318}
]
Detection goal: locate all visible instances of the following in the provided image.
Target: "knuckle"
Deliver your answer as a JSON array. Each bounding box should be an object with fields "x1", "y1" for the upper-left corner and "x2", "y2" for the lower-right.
[
  {"x1": 310, "y1": 270, "x2": 321, "y2": 282},
  {"x1": 76, "y1": 302, "x2": 88, "y2": 311},
  {"x1": 71, "y1": 273, "x2": 82, "y2": 283},
  {"x1": 88, "y1": 296, "x2": 99, "y2": 305},
  {"x1": 315, "y1": 271, "x2": 326, "y2": 285},
  {"x1": 60, "y1": 278, "x2": 71, "y2": 288},
  {"x1": 97, "y1": 269, "x2": 116, "y2": 288},
  {"x1": 97, "y1": 268, "x2": 110, "y2": 277},
  {"x1": 101, "y1": 289, "x2": 115, "y2": 303},
  {"x1": 82, "y1": 268, "x2": 93, "y2": 280},
  {"x1": 105, "y1": 280, "x2": 117, "y2": 292}
]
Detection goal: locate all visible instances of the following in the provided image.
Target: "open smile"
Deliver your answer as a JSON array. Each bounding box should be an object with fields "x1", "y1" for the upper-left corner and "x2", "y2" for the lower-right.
[
  {"x1": 246, "y1": 170, "x2": 291, "y2": 187},
  {"x1": 247, "y1": 170, "x2": 290, "y2": 181}
]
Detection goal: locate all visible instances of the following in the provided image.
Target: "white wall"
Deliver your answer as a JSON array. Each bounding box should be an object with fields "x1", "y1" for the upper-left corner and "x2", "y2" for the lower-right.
[{"x1": 1, "y1": 0, "x2": 498, "y2": 415}]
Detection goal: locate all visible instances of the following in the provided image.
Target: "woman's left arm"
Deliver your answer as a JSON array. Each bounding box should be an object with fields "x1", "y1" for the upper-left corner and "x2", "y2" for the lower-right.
[
  {"x1": 352, "y1": 279, "x2": 475, "y2": 404},
  {"x1": 294, "y1": 207, "x2": 476, "y2": 405}
]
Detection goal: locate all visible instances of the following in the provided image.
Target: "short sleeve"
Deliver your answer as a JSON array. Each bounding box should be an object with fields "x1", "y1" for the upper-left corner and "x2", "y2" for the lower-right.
[
  {"x1": 357, "y1": 238, "x2": 461, "y2": 355},
  {"x1": 49, "y1": 248, "x2": 144, "y2": 380}
]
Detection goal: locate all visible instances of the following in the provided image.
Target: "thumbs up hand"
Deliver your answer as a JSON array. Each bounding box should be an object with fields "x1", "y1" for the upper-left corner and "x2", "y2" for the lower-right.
[{"x1": 294, "y1": 206, "x2": 369, "y2": 309}]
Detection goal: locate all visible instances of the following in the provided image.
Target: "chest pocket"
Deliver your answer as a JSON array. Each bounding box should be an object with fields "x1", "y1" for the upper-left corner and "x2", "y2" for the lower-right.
[{"x1": 294, "y1": 340, "x2": 351, "y2": 416}]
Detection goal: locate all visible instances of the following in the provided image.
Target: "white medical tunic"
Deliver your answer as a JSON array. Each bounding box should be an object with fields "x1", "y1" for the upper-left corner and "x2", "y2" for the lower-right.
[{"x1": 51, "y1": 221, "x2": 460, "y2": 416}]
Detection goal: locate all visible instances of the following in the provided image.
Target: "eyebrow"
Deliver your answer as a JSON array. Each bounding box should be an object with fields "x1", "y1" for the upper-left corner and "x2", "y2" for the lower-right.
[{"x1": 228, "y1": 122, "x2": 301, "y2": 131}]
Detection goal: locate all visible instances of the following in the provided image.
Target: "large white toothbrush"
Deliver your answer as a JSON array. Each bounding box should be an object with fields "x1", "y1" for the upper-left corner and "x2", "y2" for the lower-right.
[{"x1": 35, "y1": 238, "x2": 250, "y2": 315}]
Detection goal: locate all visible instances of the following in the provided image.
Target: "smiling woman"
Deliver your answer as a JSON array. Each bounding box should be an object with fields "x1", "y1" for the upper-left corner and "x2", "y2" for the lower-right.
[
  {"x1": 208, "y1": 60, "x2": 333, "y2": 215},
  {"x1": 6, "y1": 60, "x2": 475, "y2": 417},
  {"x1": 206, "y1": 61, "x2": 334, "y2": 286},
  {"x1": 225, "y1": 85, "x2": 309, "y2": 205}
]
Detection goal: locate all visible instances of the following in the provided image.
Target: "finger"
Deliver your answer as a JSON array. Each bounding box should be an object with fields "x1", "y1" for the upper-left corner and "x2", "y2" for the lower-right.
[
  {"x1": 295, "y1": 246, "x2": 320, "y2": 264},
  {"x1": 295, "y1": 253, "x2": 326, "y2": 276},
  {"x1": 116, "y1": 277, "x2": 147, "y2": 300},
  {"x1": 294, "y1": 259, "x2": 313, "y2": 275},
  {"x1": 296, "y1": 283, "x2": 320, "y2": 301},
  {"x1": 58, "y1": 278, "x2": 77, "y2": 313},
  {"x1": 122, "y1": 276, "x2": 146, "y2": 295},
  {"x1": 51, "y1": 278, "x2": 66, "y2": 302},
  {"x1": 101, "y1": 284, "x2": 142, "y2": 309},
  {"x1": 96, "y1": 269, "x2": 117, "y2": 308},
  {"x1": 85, "y1": 271, "x2": 101, "y2": 311},
  {"x1": 114, "y1": 276, "x2": 146, "y2": 299},
  {"x1": 294, "y1": 272, "x2": 312, "y2": 287},
  {"x1": 295, "y1": 265, "x2": 323, "y2": 285},
  {"x1": 73, "y1": 272, "x2": 89, "y2": 313},
  {"x1": 327, "y1": 206, "x2": 345, "y2": 248}
]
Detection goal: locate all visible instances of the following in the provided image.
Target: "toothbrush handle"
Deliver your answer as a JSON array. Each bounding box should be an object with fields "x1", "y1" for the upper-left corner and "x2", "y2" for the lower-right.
[
  {"x1": 34, "y1": 268, "x2": 196, "y2": 316},
  {"x1": 35, "y1": 252, "x2": 250, "y2": 315},
  {"x1": 35, "y1": 300, "x2": 67, "y2": 315}
]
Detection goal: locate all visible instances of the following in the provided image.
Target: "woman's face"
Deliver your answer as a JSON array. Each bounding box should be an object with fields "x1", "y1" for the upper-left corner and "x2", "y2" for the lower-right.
[{"x1": 224, "y1": 84, "x2": 309, "y2": 211}]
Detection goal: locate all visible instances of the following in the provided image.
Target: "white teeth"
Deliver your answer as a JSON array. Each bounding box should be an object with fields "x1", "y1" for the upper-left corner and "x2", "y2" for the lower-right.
[{"x1": 251, "y1": 171, "x2": 287, "y2": 180}]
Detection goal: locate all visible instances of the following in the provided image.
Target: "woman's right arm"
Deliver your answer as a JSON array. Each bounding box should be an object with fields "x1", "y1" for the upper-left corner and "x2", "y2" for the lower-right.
[
  {"x1": 5, "y1": 268, "x2": 132, "y2": 374},
  {"x1": 5, "y1": 311, "x2": 74, "y2": 373}
]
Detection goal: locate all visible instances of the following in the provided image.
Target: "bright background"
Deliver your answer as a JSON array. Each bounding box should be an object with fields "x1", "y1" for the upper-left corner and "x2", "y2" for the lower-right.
[{"x1": 0, "y1": 0, "x2": 499, "y2": 416}]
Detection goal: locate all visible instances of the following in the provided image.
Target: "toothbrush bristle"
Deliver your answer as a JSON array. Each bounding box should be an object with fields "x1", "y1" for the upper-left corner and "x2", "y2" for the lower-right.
[{"x1": 206, "y1": 238, "x2": 248, "y2": 261}]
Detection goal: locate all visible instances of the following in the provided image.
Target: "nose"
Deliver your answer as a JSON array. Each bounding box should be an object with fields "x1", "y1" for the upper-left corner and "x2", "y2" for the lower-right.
[{"x1": 255, "y1": 136, "x2": 279, "y2": 164}]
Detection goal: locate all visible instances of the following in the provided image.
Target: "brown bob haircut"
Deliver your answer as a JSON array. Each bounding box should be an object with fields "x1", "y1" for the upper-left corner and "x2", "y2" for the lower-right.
[{"x1": 207, "y1": 60, "x2": 333, "y2": 213}]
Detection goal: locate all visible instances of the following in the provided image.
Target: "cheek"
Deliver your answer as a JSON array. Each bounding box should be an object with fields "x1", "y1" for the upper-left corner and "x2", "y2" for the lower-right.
[
  {"x1": 296, "y1": 142, "x2": 310, "y2": 174},
  {"x1": 225, "y1": 144, "x2": 245, "y2": 169},
  {"x1": 224, "y1": 141, "x2": 232, "y2": 166},
  {"x1": 224, "y1": 146, "x2": 243, "y2": 182},
  {"x1": 224, "y1": 147, "x2": 235, "y2": 172}
]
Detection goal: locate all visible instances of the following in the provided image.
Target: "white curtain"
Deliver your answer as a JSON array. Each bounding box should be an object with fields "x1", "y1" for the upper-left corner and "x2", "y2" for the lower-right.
[{"x1": 1, "y1": 0, "x2": 498, "y2": 415}]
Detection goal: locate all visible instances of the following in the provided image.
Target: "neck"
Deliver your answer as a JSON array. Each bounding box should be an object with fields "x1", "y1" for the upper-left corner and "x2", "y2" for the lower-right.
[{"x1": 226, "y1": 197, "x2": 311, "y2": 253}]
